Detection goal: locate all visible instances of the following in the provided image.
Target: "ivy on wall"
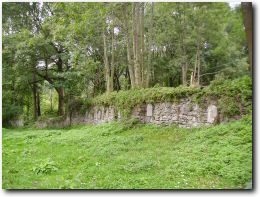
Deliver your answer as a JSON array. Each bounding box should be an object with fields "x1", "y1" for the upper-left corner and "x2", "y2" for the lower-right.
[{"x1": 83, "y1": 76, "x2": 252, "y2": 119}]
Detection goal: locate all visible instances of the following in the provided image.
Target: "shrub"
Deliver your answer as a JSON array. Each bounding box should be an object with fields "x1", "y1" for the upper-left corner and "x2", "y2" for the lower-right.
[
  {"x1": 68, "y1": 98, "x2": 91, "y2": 115},
  {"x1": 204, "y1": 76, "x2": 252, "y2": 117},
  {"x1": 2, "y1": 104, "x2": 23, "y2": 127},
  {"x1": 32, "y1": 159, "x2": 58, "y2": 175},
  {"x1": 121, "y1": 117, "x2": 141, "y2": 130}
]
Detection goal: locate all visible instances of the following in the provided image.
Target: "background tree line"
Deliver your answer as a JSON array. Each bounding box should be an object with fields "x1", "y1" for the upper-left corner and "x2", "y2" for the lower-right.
[{"x1": 2, "y1": 2, "x2": 251, "y2": 125}]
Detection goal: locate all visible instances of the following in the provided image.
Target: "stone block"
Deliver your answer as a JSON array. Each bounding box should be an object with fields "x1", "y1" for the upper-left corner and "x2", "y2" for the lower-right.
[
  {"x1": 207, "y1": 104, "x2": 218, "y2": 124},
  {"x1": 146, "y1": 104, "x2": 153, "y2": 117}
]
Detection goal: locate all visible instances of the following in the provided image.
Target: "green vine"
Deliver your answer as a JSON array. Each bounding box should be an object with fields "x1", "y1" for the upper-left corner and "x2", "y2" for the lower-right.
[{"x1": 85, "y1": 76, "x2": 252, "y2": 119}]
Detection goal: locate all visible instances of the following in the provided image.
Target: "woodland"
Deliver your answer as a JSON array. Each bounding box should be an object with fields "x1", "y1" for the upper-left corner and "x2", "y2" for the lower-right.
[
  {"x1": 2, "y1": 2, "x2": 253, "y2": 189},
  {"x1": 2, "y1": 2, "x2": 252, "y2": 124}
]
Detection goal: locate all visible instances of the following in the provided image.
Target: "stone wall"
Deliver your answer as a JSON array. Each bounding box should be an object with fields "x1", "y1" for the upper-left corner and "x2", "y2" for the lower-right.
[
  {"x1": 51, "y1": 98, "x2": 218, "y2": 128},
  {"x1": 135, "y1": 100, "x2": 209, "y2": 128},
  {"x1": 37, "y1": 98, "x2": 219, "y2": 128},
  {"x1": 9, "y1": 119, "x2": 24, "y2": 127}
]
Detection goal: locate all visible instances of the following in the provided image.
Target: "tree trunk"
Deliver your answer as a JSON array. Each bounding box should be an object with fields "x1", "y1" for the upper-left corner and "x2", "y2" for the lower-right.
[
  {"x1": 197, "y1": 45, "x2": 201, "y2": 86},
  {"x1": 146, "y1": 2, "x2": 154, "y2": 88},
  {"x1": 103, "y1": 28, "x2": 112, "y2": 93},
  {"x1": 181, "y1": 41, "x2": 188, "y2": 86},
  {"x1": 50, "y1": 88, "x2": 53, "y2": 111},
  {"x1": 182, "y1": 61, "x2": 188, "y2": 86},
  {"x1": 103, "y1": 28, "x2": 109, "y2": 92},
  {"x1": 114, "y1": 68, "x2": 121, "y2": 91},
  {"x1": 57, "y1": 87, "x2": 65, "y2": 116},
  {"x1": 191, "y1": 41, "x2": 201, "y2": 87},
  {"x1": 124, "y1": 4, "x2": 135, "y2": 88},
  {"x1": 103, "y1": 22, "x2": 115, "y2": 93},
  {"x1": 133, "y1": 3, "x2": 142, "y2": 87},
  {"x1": 36, "y1": 91, "x2": 41, "y2": 117},
  {"x1": 32, "y1": 85, "x2": 38, "y2": 120},
  {"x1": 179, "y1": 5, "x2": 188, "y2": 86},
  {"x1": 140, "y1": 3, "x2": 145, "y2": 87},
  {"x1": 32, "y1": 71, "x2": 38, "y2": 120},
  {"x1": 110, "y1": 22, "x2": 115, "y2": 92},
  {"x1": 35, "y1": 58, "x2": 65, "y2": 116},
  {"x1": 241, "y1": 2, "x2": 253, "y2": 74},
  {"x1": 11, "y1": 79, "x2": 16, "y2": 104},
  {"x1": 56, "y1": 57, "x2": 65, "y2": 116}
]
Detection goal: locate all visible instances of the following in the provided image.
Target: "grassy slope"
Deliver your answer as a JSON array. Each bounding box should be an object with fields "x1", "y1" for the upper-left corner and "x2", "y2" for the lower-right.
[{"x1": 2, "y1": 116, "x2": 252, "y2": 189}]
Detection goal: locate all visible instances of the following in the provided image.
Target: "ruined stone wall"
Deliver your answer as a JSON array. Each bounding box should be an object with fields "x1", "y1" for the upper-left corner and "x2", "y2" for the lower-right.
[
  {"x1": 36, "y1": 98, "x2": 219, "y2": 128},
  {"x1": 63, "y1": 98, "x2": 219, "y2": 128},
  {"x1": 9, "y1": 119, "x2": 24, "y2": 127}
]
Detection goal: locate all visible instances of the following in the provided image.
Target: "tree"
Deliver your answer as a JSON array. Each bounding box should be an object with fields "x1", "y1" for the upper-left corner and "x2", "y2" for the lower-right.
[
  {"x1": 241, "y1": 2, "x2": 253, "y2": 73},
  {"x1": 2, "y1": 2, "x2": 250, "y2": 124}
]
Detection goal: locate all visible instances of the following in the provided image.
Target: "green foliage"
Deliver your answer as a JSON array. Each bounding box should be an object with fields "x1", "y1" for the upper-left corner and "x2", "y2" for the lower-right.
[
  {"x1": 93, "y1": 86, "x2": 200, "y2": 116},
  {"x1": 121, "y1": 117, "x2": 141, "y2": 130},
  {"x1": 68, "y1": 98, "x2": 92, "y2": 115},
  {"x1": 2, "y1": 105, "x2": 22, "y2": 126},
  {"x1": 68, "y1": 99, "x2": 85, "y2": 113},
  {"x1": 2, "y1": 116, "x2": 252, "y2": 189},
  {"x1": 204, "y1": 76, "x2": 252, "y2": 117},
  {"x1": 33, "y1": 159, "x2": 58, "y2": 175},
  {"x1": 92, "y1": 76, "x2": 252, "y2": 119},
  {"x1": 2, "y1": 2, "x2": 250, "y2": 123}
]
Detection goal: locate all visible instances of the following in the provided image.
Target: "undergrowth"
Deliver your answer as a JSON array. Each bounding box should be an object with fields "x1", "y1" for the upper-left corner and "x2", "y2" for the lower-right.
[{"x1": 2, "y1": 115, "x2": 252, "y2": 189}]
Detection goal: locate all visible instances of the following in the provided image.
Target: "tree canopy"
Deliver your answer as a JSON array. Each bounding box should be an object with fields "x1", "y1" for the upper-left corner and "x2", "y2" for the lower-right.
[{"x1": 2, "y1": 2, "x2": 250, "y2": 126}]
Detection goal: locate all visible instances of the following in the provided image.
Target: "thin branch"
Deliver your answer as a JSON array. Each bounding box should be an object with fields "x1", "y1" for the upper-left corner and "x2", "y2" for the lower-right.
[{"x1": 200, "y1": 70, "x2": 222, "y2": 77}]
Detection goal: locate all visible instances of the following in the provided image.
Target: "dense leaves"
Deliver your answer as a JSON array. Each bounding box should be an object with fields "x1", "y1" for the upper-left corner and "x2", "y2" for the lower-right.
[{"x1": 2, "y1": 2, "x2": 250, "y2": 125}]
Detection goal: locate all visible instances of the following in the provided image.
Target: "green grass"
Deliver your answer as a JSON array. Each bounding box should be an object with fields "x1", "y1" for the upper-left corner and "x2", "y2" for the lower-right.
[{"x1": 2, "y1": 116, "x2": 252, "y2": 189}]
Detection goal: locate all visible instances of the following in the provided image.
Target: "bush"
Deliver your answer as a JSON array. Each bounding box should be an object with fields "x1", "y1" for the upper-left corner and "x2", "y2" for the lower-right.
[
  {"x1": 32, "y1": 159, "x2": 58, "y2": 175},
  {"x1": 204, "y1": 76, "x2": 252, "y2": 117},
  {"x1": 121, "y1": 117, "x2": 141, "y2": 130},
  {"x1": 68, "y1": 98, "x2": 92, "y2": 115},
  {"x1": 2, "y1": 104, "x2": 22, "y2": 127}
]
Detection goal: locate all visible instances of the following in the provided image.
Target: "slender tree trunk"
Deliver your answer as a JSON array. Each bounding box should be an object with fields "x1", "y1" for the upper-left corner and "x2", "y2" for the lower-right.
[
  {"x1": 26, "y1": 97, "x2": 30, "y2": 117},
  {"x1": 182, "y1": 61, "x2": 188, "y2": 86},
  {"x1": 197, "y1": 45, "x2": 201, "y2": 86},
  {"x1": 133, "y1": 3, "x2": 142, "y2": 87},
  {"x1": 241, "y1": 2, "x2": 253, "y2": 74},
  {"x1": 181, "y1": 36, "x2": 188, "y2": 86},
  {"x1": 132, "y1": 3, "x2": 137, "y2": 86},
  {"x1": 124, "y1": 4, "x2": 135, "y2": 88},
  {"x1": 32, "y1": 85, "x2": 38, "y2": 120},
  {"x1": 146, "y1": 2, "x2": 154, "y2": 88},
  {"x1": 140, "y1": 3, "x2": 145, "y2": 87},
  {"x1": 50, "y1": 88, "x2": 53, "y2": 111},
  {"x1": 191, "y1": 42, "x2": 201, "y2": 87},
  {"x1": 110, "y1": 22, "x2": 115, "y2": 92},
  {"x1": 36, "y1": 91, "x2": 41, "y2": 117},
  {"x1": 114, "y1": 68, "x2": 121, "y2": 91},
  {"x1": 57, "y1": 87, "x2": 65, "y2": 116},
  {"x1": 103, "y1": 23, "x2": 114, "y2": 93},
  {"x1": 32, "y1": 71, "x2": 38, "y2": 120},
  {"x1": 11, "y1": 80, "x2": 15, "y2": 104},
  {"x1": 56, "y1": 57, "x2": 65, "y2": 116},
  {"x1": 103, "y1": 28, "x2": 109, "y2": 92},
  {"x1": 179, "y1": 5, "x2": 188, "y2": 86}
]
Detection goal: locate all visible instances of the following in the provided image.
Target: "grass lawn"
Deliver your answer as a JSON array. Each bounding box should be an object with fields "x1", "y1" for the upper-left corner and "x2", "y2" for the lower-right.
[{"x1": 2, "y1": 116, "x2": 252, "y2": 189}]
